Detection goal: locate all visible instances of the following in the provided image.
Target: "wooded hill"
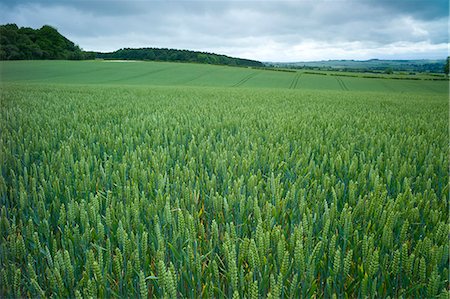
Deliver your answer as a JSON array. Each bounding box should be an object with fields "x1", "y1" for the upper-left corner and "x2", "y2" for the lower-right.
[
  {"x1": 97, "y1": 48, "x2": 264, "y2": 67},
  {"x1": 0, "y1": 24, "x2": 264, "y2": 67},
  {"x1": 268, "y1": 59, "x2": 447, "y2": 73},
  {"x1": 0, "y1": 24, "x2": 94, "y2": 60}
]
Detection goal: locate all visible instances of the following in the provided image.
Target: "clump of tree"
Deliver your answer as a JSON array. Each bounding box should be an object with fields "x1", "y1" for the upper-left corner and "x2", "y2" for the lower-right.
[
  {"x1": 384, "y1": 67, "x2": 394, "y2": 74},
  {"x1": 445, "y1": 57, "x2": 449, "y2": 75},
  {"x1": 97, "y1": 48, "x2": 264, "y2": 67},
  {"x1": 0, "y1": 24, "x2": 95, "y2": 60}
]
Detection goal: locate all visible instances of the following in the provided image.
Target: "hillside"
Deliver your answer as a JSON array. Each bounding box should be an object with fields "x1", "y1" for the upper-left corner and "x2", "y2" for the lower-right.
[
  {"x1": 268, "y1": 59, "x2": 447, "y2": 73},
  {"x1": 1, "y1": 60, "x2": 447, "y2": 94},
  {"x1": 0, "y1": 24, "x2": 94, "y2": 60}
]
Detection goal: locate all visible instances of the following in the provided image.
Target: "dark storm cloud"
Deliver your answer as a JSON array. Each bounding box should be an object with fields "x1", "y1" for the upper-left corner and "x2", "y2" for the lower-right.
[
  {"x1": 0, "y1": 0, "x2": 448, "y2": 61},
  {"x1": 365, "y1": 0, "x2": 449, "y2": 19}
]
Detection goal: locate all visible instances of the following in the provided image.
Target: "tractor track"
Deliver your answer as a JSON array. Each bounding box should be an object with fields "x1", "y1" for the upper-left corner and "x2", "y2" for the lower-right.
[
  {"x1": 233, "y1": 72, "x2": 258, "y2": 87},
  {"x1": 289, "y1": 73, "x2": 301, "y2": 89},
  {"x1": 336, "y1": 77, "x2": 349, "y2": 91}
]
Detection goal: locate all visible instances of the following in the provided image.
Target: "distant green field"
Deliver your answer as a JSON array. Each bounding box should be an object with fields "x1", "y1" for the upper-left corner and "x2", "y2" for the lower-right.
[{"x1": 1, "y1": 60, "x2": 448, "y2": 93}]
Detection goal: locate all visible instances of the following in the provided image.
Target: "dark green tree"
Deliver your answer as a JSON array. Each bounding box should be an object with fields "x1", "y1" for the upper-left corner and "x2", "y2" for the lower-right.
[
  {"x1": 445, "y1": 57, "x2": 449, "y2": 75},
  {"x1": 0, "y1": 23, "x2": 93, "y2": 60},
  {"x1": 96, "y1": 47, "x2": 264, "y2": 67}
]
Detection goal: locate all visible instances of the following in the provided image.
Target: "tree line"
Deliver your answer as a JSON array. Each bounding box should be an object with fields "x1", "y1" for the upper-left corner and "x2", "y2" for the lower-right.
[
  {"x1": 0, "y1": 24, "x2": 264, "y2": 67},
  {"x1": 97, "y1": 48, "x2": 264, "y2": 67},
  {"x1": 0, "y1": 24, "x2": 95, "y2": 60}
]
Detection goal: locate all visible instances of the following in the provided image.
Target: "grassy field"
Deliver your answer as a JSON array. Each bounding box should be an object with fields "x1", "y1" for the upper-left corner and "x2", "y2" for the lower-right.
[
  {"x1": 0, "y1": 61, "x2": 448, "y2": 298},
  {"x1": 1, "y1": 60, "x2": 448, "y2": 93}
]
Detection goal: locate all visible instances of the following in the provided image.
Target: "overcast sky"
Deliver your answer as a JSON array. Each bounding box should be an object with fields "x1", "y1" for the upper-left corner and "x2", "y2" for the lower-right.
[{"x1": 1, "y1": 0, "x2": 448, "y2": 62}]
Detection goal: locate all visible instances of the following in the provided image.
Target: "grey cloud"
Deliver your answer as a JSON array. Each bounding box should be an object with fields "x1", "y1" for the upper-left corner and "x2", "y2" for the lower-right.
[
  {"x1": 0, "y1": 0, "x2": 447, "y2": 61},
  {"x1": 364, "y1": 0, "x2": 449, "y2": 20}
]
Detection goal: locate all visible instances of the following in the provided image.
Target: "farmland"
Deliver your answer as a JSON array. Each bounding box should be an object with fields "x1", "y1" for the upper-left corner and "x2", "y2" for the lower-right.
[
  {"x1": 0, "y1": 61, "x2": 449, "y2": 298},
  {"x1": 1, "y1": 60, "x2": 448, "y2": 93}
]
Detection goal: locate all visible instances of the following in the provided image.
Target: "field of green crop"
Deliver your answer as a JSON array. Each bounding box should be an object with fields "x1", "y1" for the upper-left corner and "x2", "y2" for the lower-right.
[
  {"x1": 0, "y1": 61, "x2": 448, "y2": 298},
  {"x1": 1, "y1": 60, "x2": 448, "y2": 93}
]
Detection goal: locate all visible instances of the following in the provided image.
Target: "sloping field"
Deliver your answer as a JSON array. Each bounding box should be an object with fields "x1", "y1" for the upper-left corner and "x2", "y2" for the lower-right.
[
  {"x1": 0, "y1": 60, "x2": 448, "y2": 298},
  {"x1": 1, "y1": 60, "x2": 447, "y2": 93}
]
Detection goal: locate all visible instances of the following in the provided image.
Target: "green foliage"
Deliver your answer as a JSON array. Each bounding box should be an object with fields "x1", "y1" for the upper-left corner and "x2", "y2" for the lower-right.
[
  {"x1": 384, "y1": 67, "x2": 394, "y2": 74},
  {"x1": 0, "y1": 83, "x2": 448, "y2": 298},
  {"x1": 0, "y1": 23, "x2": 95, "y2": 60},
  {"x1": 97, "y1": 47, "x2": 264, "y2": 67},
  {"x1": 445, "y1": 57, "x2": 449, "y2": 75}
]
